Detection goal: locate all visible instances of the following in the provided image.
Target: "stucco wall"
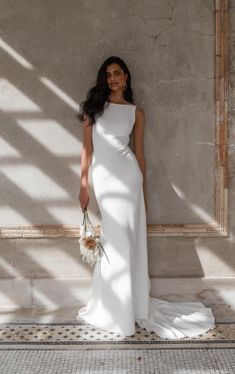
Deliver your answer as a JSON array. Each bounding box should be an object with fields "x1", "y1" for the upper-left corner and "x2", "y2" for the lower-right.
[{"x1": 0, "y1": 0, "x2": 234, "y2": 321}]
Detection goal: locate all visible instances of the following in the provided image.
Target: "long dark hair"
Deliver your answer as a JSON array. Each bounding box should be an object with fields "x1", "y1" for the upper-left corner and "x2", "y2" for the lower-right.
[{"x1": 77, "y1": 56, "x2": 135, "y2": 125}]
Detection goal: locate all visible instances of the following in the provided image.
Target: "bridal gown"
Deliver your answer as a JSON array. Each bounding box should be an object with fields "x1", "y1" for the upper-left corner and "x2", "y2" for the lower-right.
[{"x1": 76, "y1": 101, "x2": 215, "y2": 339}]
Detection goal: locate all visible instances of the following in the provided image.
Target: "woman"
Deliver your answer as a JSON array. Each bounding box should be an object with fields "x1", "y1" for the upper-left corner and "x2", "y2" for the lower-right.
[{"x1": 76, "y1": 56, "x2": 215, "y2": 339}]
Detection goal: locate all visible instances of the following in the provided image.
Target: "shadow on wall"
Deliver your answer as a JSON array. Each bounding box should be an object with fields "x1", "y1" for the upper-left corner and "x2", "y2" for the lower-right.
[{"x1": 0, "y1": 1, "x2": 234, "y2": 316}]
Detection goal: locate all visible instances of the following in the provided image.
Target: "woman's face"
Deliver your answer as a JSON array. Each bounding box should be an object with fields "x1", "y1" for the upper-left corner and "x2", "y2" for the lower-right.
[{"x1": 106, "y1": 63, "x2": 128, "y2": 92}]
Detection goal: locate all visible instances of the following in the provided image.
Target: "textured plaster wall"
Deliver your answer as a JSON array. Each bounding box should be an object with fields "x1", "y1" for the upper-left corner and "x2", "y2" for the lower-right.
[
  {"x1": 0, "y1": 0, "x2": 215, "y2": 225},
  {"x1": 0, "y1": 0, "x2": 234, "y2": 318}
]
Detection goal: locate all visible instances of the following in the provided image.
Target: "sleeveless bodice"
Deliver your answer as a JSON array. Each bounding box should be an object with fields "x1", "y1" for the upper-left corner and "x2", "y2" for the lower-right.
[
  {"x1": 92, "y1": 102, "x2": 136, "y2": 154},
  {"x1": 91, "y1": 102, "x2": 142, "y2": 183}
]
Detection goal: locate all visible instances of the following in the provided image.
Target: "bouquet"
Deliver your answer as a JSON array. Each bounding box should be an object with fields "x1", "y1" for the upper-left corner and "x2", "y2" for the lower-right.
[{"x1": 79, "y1": 208, "x2": 109, "y2": 267}]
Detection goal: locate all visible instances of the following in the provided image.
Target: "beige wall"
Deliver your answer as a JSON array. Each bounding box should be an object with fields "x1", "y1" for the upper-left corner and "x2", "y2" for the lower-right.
[{"x1": 0, "y1": 0, "x2": 234, "y2": 321}]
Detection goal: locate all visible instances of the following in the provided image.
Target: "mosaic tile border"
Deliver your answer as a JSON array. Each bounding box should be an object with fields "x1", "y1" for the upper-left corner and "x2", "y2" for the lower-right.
[{"x1": 0, "y1": 322, "x2": 234, "y2": 349}]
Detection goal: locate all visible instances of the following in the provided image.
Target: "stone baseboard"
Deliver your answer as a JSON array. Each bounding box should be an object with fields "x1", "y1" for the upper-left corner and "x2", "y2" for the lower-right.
[{"x1": 0, "y1": 277, "x2": 234, "y2": 322}]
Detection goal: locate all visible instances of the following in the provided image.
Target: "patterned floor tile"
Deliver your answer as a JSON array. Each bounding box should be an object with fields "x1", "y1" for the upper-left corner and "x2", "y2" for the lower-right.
[{"x1": 0, "y1": 321, "x2": 234, "y2": 348}]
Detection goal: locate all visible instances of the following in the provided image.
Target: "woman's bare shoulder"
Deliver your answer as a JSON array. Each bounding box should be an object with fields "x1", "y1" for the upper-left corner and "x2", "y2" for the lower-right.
[{"x1": 135, "y1": 106, "x2": 145, "y2": 118}]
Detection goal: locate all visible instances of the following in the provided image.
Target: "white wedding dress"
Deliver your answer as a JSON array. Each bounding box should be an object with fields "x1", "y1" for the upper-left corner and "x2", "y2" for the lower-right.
[{"x1": 76, "y1": 101, "x2": 215, "y2": 339}]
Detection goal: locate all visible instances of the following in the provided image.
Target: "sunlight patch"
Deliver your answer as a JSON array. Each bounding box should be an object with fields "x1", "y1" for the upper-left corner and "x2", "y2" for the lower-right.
[
  {"x1": 0, "y1": 79, "x2": 41, "y2": 112},
  {"x1": 0, "y1": 164, "x2": 70, "y2": 200},
  {"x1": 17, "y1": 119, "x2": 81, "y2": 156}
]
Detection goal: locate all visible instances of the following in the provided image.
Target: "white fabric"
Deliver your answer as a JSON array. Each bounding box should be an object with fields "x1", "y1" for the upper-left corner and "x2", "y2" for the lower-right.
[{"x1": 76, "y1": 101, "x2": 215, "y2": 339}]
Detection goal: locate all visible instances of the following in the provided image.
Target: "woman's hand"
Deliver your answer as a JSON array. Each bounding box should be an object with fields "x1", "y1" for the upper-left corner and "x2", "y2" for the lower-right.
[{"x1": 79, "y1": 186, "x2": 90, "y2": 212}]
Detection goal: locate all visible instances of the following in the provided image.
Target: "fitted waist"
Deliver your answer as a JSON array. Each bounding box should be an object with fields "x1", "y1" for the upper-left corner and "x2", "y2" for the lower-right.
[
  {"x1": 91, "y1": 146, "x2": 142, "y2": 184},
  {"x1": 93, "y1": 132, "x2": 130, "y2": 151},
  {"x1": 93, "y1": 132, "x2": 130, "y2": 146}
]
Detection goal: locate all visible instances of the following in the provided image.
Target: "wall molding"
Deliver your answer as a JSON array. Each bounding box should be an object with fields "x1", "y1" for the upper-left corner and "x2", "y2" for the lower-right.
[{"x1": 0, "y1": 0, "x2": 229, "y2": 238}]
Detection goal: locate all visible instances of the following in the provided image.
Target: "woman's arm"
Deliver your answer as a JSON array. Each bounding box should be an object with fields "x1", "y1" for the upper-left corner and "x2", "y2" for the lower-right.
[
  {"x1": 79, "y1": 115, "x2": 93, "y2": 211},
  {"x1": 133, "y1": 107, "x2": 148, "y2": 212}
]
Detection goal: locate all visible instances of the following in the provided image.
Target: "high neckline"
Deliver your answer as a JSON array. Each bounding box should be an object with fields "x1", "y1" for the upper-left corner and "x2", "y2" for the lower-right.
[{"x1": 106, "y1": 101, "x2": 135, "y2": 106}]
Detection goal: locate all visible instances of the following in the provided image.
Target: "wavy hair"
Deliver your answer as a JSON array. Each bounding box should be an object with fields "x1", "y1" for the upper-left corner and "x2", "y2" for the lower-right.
[{"x1": 77, "y1": 56, "x2": 135, "y2": 125}]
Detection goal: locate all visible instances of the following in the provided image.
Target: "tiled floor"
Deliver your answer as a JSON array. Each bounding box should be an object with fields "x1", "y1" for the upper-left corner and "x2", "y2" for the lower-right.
[
  {"x1": 0, "y1": 306, "x2": 234, "y2": 373},
  {"x1": 0, "y1": 320, "x2": 234, "y2": 349},
  {"x1": 0, "y1": 348, "x2": 235, "y2": 373}
]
